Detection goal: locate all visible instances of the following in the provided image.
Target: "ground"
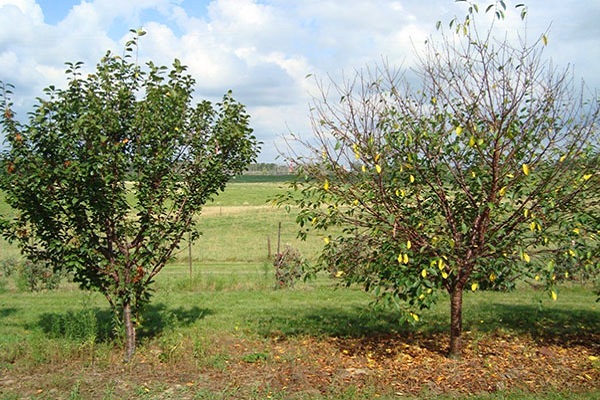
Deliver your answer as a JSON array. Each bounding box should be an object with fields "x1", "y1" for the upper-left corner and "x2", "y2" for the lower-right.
[{"x1": 1, "y1": 330, "x2": 598, "y2": 399}]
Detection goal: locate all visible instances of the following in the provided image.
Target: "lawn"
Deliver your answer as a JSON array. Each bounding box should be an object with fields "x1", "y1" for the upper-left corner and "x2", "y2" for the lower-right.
[{"x1": 0, "y1": 181, "x2": 598, "y2": 399}]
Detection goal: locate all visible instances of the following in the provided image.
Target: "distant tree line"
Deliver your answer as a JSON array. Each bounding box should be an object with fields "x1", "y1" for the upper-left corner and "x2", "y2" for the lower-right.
[{"x1": 245, "y1": 162, "x2": 291, "y2": 175}]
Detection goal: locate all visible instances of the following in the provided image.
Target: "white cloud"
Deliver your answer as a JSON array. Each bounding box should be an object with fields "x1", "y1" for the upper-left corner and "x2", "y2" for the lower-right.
[
  {"x1": 1, "y1": 0, "x2": 598, "y2": 162},
  {"x1": 0, "y1": 0, "x2": 44, "y2": 24}
]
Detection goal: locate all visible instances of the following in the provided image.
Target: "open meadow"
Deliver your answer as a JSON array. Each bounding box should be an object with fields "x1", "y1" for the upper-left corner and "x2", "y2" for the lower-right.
[{"x1": 0, "y1": 178, "x2": 599, "y2": 399}]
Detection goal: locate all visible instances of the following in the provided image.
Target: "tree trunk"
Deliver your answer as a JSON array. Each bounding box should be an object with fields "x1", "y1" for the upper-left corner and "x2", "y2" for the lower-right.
[
  {"x1": 123, "y1": 301, "x2": 136, "y2": 362},
  {"x1": 448, "y1": 287, "x2": 464, "y2": 359}
]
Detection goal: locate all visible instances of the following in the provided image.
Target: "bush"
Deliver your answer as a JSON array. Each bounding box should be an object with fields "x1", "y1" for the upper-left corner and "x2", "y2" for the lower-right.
[
  {"x1": 274, "y1": 246, "x2": 306, "y2": 289},
  {"x1": 0, "y1": 257, "x2": 63, "y2": 292}
]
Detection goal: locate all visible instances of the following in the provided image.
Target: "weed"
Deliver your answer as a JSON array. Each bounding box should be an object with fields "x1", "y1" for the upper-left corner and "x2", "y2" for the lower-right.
[
  {"x1": 68, "y1": 380, "x2": 82, "y2": 400},
  {"x1": 241, "y1": 351, "x2": 269, "y2": 363},
  {"x1": 102, "y1": 382, "x2": 117, "y2": 399}
]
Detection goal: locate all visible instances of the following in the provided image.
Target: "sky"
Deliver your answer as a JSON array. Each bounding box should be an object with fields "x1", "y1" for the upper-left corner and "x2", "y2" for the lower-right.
[{"x1": 1, "y1": 0, "x2": 599, "y2": 162}]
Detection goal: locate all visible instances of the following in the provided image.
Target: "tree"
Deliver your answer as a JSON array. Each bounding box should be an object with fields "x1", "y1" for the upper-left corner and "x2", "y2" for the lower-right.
[
  {"x1": 276, "y1": 10, "x2": 599, "y2": 358},
  {"x1": 0, "y1": 31, "x2": 259, "y2": 361}
]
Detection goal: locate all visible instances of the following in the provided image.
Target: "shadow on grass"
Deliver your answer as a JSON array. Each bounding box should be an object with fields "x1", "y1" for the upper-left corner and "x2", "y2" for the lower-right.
[
  {"x1": 138, "y1": 303, "x2": 213, "y2": 338},
  {"x1": 255, "y1": 305, "x2": 411, "y2": 339},
  {"x1": 255, "y1": 300, "x2": 599, "y2": 351},
  {"x1": 37, "y1": 303, "x2": 212, "y2": 343},
  {"x1": 0, "y1": 307, "x2": 17, "y2": 318},
  {"x1": 255, "y1": 304, "x2": 451, "y2": 355},
  {"x1": 476, "y1": 303, "x2": 600, "y2": 347}
]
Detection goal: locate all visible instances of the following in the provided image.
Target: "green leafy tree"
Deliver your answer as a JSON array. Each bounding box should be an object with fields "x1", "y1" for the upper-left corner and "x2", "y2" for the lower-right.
[
  {"x1": 0, "y1": 31, "x2": 259, "y2": 361},
  {"x1": 276, "y1": 9, "x2": 599, "y2": 358}
]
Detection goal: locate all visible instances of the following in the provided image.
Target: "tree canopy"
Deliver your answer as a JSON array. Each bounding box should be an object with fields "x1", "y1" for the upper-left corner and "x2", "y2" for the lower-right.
[
  {"x1": 0, "y1": 31, "x2": 260, "y2": 361},
  {"x1": 276, "y1": 11, "x2": 599, "y2": 357}
]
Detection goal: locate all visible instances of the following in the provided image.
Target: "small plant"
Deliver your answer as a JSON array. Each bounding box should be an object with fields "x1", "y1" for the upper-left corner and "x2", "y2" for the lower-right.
[
  {"x1": 18, "y1": 259, "x2": 63, "y2": 292},
  {"x1": 0, "y1": 257, "x2": 63, "y2": 292},
  {"x1": 274, "y1": 246, "x2": 306, "y2": 289},
  {"x1": 0, "y1": 257, "x2": 18, "y2": 278},
  {"x1": 241, "y1": 351, "x2": 269, "y2": 363},
  {"x1": 44, "y1": 308, "x2": 99, "y2": 343}
]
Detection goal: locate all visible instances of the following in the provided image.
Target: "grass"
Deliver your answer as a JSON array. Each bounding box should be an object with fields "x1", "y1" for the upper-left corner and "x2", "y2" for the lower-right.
[
  {"x1": 0, "y1": 275, "x2": 598, "y2": 398},
  {"x1": 0, "y1": 181, "x2": 599, "y2": 399}
]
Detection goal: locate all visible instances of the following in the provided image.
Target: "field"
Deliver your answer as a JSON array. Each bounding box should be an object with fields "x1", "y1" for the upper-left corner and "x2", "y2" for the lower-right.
[{"x1": 0, "y1": 180, "x2": 599, "y2": 399}]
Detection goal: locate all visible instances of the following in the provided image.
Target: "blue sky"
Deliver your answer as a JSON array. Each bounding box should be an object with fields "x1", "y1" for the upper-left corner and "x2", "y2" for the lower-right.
[{"x1": 1, "y1": 0, "x2": 599, "y2": 162}]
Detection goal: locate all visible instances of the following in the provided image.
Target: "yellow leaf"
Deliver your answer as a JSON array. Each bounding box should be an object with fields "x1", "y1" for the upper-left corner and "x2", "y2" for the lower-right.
[
  {"x1": 522, "y1": 163, "x2": 530, "y2": 176},
  {"x1": 572, "y1": 228, "x2": 580, "y2": 234},
  {"x1": 565, "y1": 271, "x2": 569, "y2": 278},
  {"x1": 551, "y1": 290, "x2": 557, "y2": 301},
  {"x1": 583, "y1": 173, "x2": 592, "y2": 181},
  {"x1": 335, "y1": 270, "x2": 345, "y2": 278},
  {"x1": 409, "y1": 174, "x2": 415, "y2": 183},
  {"x1": 568, "y1": 249, "x2": 576, "y2": 257},
  {"x1": 431, "y1": 97, "x2": 437, "y2": 105},
  {"x1": 323, "y1": 179, "x2": 330, "y2": 191},
  {"x1": 403, "y1": 253, "x2": 409, "y2": 264},
  {"x1": 375, "y1": 153, "x2": 381, "y2": 162},
  {"x1": 468, "y1": 136, "x2": 476, "y2": 147},
  {"x1": 559, "y1": 154, "x2": 567, "y2": 162},
  {"x1": 375, "y1": 164, "x2": 382, "y2": 174},
  {"x1": 397, "y1": 254, "x2": 402, "y2": 263},
  {"x1": 524, "y1": 209, "x2": 529, "y2": 218},
  {"x1": 589, "y1": 356, "x2": 599, "y2": 361},
  {"x1": 499, "y1": 186, "x2": 506, "y2": 196},
  {"x1": 419, "y1": 294, "x2": 425, "y2": 300},
  {"x1": 353, "y1": 144, "x2": 360, "y2": 160},
  {"x1": 522, "y1": 252, "x2": 531, "y2": 263},
  {"x1": 530, "y1": 221, "x2": 536, "y2": 232},
  {"x1": 442, "y1": 271, "x2": 449, "y2": 279},
  {"x1": 438, "y1": 259, "x2": 444, "y2": 270},
  {"x1": 323, "y1": 237, "x2": 330, "y2": 244},
  {"x1": 471, "y1": 283, "x2": 479, "y2": 291},
  {"x1": 361, "y1": 165, "x2": 366, "y2": 173},
  {"x1": 353, "y1": 199, "x2": 359, "y2": 206},
  {"x1": 455, "y1": 126, "x2": 463, "y2": 136},
  {"x1": 542, "y1": 33, "x2": 548, "y2": 46},
  {"x1": 535, "y1": 275, "x2": 540, "y2": 281},
  {"x1": 411, "y1": 313, "x2": 420, "y2": 322},
  {"x1": 489, "y1": 272, "x2": 496, "y2": 282},
  {"x1": 406, "y1": 240, "x2": 412, "y2": 250},
  {"x1": 421, "y1": 269, "x2": 427, "y2": 278}
]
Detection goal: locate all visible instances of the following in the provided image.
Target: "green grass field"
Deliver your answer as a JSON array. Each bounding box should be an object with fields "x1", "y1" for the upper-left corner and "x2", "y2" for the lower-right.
[{"x1": 0, "y1": 181, "x2": 599, "y2": 399}]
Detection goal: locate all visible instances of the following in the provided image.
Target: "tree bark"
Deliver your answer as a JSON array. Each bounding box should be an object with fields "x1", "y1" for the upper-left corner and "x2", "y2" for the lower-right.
[
  {"x1": 123, "y1": 301, "x2": 136, "y2": 362},
  {"x1": 448, "y1": 287, "x2": 464, "y2": 359}
]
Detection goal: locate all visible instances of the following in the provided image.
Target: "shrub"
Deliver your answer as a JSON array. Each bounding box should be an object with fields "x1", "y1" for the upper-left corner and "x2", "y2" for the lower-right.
[
  {"x1": 274, "y1": 246, "x2": 306, "y2": 288},
  {"x1": 0, "y1": 257, "x2": 63, "y2": 292}
]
